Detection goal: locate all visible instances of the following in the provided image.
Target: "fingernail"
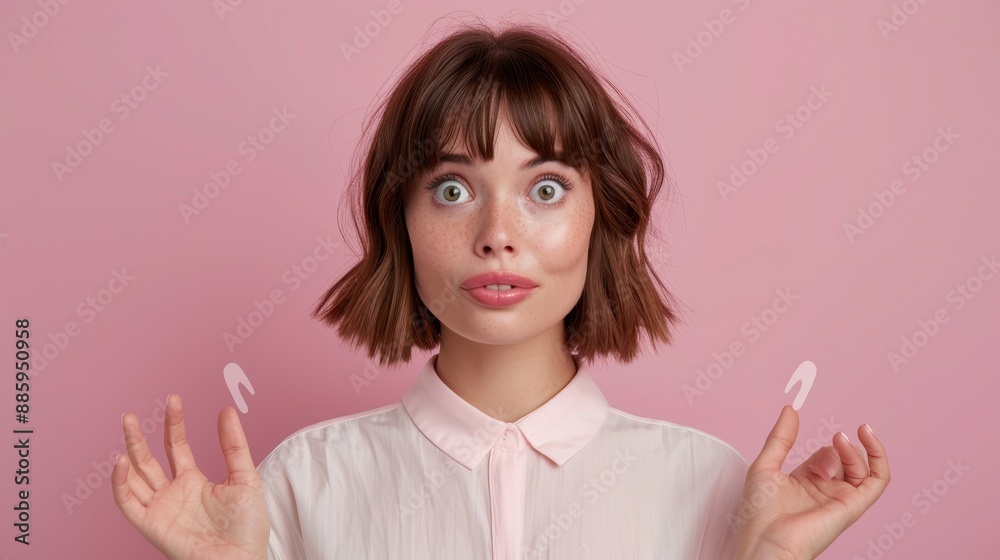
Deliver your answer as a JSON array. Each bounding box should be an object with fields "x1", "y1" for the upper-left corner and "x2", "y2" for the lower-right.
[
  {"x1": 811, "y1": 463, "x2": 832, "y2": 480},
  {"x1": 839, "y1": 431, "x2": 849, "y2": 443},
  {"x1": 865, "y1": 423, "x2": 874, "y2": 435}
]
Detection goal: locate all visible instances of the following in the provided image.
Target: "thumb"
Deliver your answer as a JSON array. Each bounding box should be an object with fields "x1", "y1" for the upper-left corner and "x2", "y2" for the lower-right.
[
  {"x1": 218, "y1": 406, "x2": 259, "y2": 485},
  {"x1": 750, "y1": 405, "x2": 799, "y2": 474}
]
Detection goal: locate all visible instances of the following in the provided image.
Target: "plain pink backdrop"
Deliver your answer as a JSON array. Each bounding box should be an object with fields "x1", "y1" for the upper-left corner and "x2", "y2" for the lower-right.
[{"x1": 1, "y1": 0, "x2": 997, "y2": 558}]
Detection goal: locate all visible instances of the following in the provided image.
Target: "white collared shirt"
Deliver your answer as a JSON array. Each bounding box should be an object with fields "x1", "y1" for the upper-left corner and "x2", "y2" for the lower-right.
[{"x1": 257, "y1": 353, "x2": 750, "y2": 559}]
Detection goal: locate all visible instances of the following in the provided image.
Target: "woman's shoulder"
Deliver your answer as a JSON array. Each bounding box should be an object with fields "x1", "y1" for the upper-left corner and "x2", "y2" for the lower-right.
[
  {"x1": 273, "y1": 401, "x2": 405, "y2": 442},
  {"x1": 604, "y1": 406, "x2": 750, "y2": 469},
  {"x1": 255, "y1": 402, "x2": 406, "y2": 474}
]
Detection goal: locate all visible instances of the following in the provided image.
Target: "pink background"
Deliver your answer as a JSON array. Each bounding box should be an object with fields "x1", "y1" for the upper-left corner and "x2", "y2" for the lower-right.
[{"x1": 2, "y1": 0, "x2": 997, "y2": 558}]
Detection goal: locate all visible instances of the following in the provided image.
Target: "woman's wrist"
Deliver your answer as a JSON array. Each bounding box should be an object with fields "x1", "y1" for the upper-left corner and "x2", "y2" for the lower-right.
[
  {"x1": 735, "y1": 533, "x2": 803, "y2": 560},
  {"x1": 735, "y1": 545, "x2": 799, "y2": 560}
]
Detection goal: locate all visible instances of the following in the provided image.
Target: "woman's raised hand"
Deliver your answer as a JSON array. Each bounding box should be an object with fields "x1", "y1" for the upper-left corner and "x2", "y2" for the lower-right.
[
  {"x1": 112, "y1": 394, "x2": 271, "y2": 560},
  {"x1": 735, "y1": 405, "x2": 891, "y2": 560}
]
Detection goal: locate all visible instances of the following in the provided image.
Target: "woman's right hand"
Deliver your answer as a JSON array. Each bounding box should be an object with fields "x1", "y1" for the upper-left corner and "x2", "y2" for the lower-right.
[{"x1": 112, "y1": 394, "x2": 271, "y2": 560}]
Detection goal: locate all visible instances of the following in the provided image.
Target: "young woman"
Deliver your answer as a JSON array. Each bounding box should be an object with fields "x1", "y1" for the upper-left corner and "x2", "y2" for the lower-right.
[{"x1": 112, "y1": 21, "x2": 890, "y2": 560}]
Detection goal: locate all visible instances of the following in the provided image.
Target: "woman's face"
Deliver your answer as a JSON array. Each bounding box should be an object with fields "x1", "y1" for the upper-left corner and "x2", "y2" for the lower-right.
[{"x1": 403, "y1": 114, "x2": 596, "y2": 347}]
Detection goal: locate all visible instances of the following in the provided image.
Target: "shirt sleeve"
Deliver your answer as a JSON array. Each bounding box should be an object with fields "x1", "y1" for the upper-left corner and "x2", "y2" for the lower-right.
[
  {"x1": 696, "y1": 445, "x2": 751, "y2": 560},
  {"x1": 256, "y1": 438, "x2": 309, "y2": 560}
]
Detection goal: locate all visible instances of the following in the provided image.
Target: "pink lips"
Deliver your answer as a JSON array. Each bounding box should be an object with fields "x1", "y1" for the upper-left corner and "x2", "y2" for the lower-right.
[{"x1": 460, "y1": 271, "x2": 538, "y2": 308}]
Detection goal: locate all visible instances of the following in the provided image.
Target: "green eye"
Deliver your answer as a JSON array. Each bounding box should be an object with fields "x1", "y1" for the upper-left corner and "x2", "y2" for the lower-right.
[
  {"x1": 442, "y1": 183, "x2": 463, "y2": 202},
  {"x1": 425, "y1": 174, "x2": 468, "y2": 205},
  {"x1": 530, "y1": 174, "x2": 572, "y2": 204},
  {"x1": 423, "y1": 172, "x2": 574, "y2": 206}
]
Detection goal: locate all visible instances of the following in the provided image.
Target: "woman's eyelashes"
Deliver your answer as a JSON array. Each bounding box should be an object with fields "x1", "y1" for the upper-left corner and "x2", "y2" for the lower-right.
[{"x1": 423, "y1": 172, "x2": 574, "y2": 207}]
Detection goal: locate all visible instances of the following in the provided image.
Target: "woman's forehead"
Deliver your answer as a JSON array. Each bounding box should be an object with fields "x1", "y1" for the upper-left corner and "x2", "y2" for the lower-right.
[
  {"x1": 437, "y1": 101, "x2": 563, "y2": 148},
  {"x1": 433, "y1": 123, "x2": 566, "y2": 162}
]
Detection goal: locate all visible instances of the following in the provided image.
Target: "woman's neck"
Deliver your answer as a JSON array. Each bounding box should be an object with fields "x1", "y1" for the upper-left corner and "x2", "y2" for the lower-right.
[{"x1": 434, "y1": 325, "x2": 578, "y2": 423}]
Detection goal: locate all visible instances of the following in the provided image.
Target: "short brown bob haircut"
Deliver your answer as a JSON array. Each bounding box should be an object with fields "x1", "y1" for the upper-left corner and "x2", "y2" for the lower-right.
[{"x1": 312, "y1": 19, "x2": 686, "y2": 368}]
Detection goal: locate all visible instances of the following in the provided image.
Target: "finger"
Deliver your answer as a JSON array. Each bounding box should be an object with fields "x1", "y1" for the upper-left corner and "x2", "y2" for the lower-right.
[
  {"x1": 796, "y1": 445, "x2": 844, "y2": 481},
  {"x1": 122, "y1": 412, "x2": 170, "y2": 491},
  {"x1": 163, "y1": 394, "x2": 199, "y2": 478},
  {"x1": 832, "y1": 432, "x2": 867, "y2": 486},
  {"x1": 857, "y1": 424, "x2": 891, "y2": 497},
  {"x1": 750, "y1": 405, "x2": 798, "y2": 473},
  {"x1": 218, "y1": 406, "x2": 260, "y2": 485},
  {"x1": 852, "y1": 442, "x2": 868, "y2": 469},
  {"x1": 124, "y1": 451, "x2": 156, "y2": 504},
  {"x1": 111, "y1": 453, "x2": 150, "y2": 526}
]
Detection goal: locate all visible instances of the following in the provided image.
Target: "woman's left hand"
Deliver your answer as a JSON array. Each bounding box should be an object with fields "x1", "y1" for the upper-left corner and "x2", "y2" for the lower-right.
[{"x1": 734, "y1": 405, "x2": 891, "y2": 560}]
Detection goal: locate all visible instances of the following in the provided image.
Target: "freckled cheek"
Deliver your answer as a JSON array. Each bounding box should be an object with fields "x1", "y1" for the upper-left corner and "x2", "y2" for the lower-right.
[
  {"x1": 534, "y1": 217, "x2": 593, "y2": 271},
  {"x1": 408, "y1": 219, "x2": 464, "y2": 293}
]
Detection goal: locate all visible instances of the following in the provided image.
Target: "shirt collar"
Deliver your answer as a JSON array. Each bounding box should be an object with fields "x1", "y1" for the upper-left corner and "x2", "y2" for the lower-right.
[{"x1": 401, "y1": 353, "x2": 609, "y2": 471}]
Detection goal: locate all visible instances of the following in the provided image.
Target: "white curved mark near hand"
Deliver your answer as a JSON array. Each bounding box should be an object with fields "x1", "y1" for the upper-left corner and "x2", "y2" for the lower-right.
[
  {"x1": 784, "y1": 360, "x2": 816, "y2": 411},
  {"x1": 224, "y1": 362, "x2": 255, "y2": 414}
]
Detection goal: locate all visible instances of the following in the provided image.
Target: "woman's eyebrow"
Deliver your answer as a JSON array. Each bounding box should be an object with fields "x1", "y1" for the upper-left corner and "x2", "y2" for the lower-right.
[{"x1": 439, "y1": 152, "x2": 572, "y2": 170}]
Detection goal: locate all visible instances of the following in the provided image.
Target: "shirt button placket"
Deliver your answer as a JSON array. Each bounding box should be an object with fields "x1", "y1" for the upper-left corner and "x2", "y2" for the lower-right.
[{"x1": 489, "y1": 423, "x2": 523, "y2": 559}]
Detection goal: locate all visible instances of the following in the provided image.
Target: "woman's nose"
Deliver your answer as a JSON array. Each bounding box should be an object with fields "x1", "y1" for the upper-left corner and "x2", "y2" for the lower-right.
[{"x1": 475, "y1": 193, "x2": 519, "y2": 257}]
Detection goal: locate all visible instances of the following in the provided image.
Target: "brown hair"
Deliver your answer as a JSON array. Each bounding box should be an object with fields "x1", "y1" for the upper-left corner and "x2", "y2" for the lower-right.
[{"x1": 312, "y1": 19, "x2": 686, "y2": 368}]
